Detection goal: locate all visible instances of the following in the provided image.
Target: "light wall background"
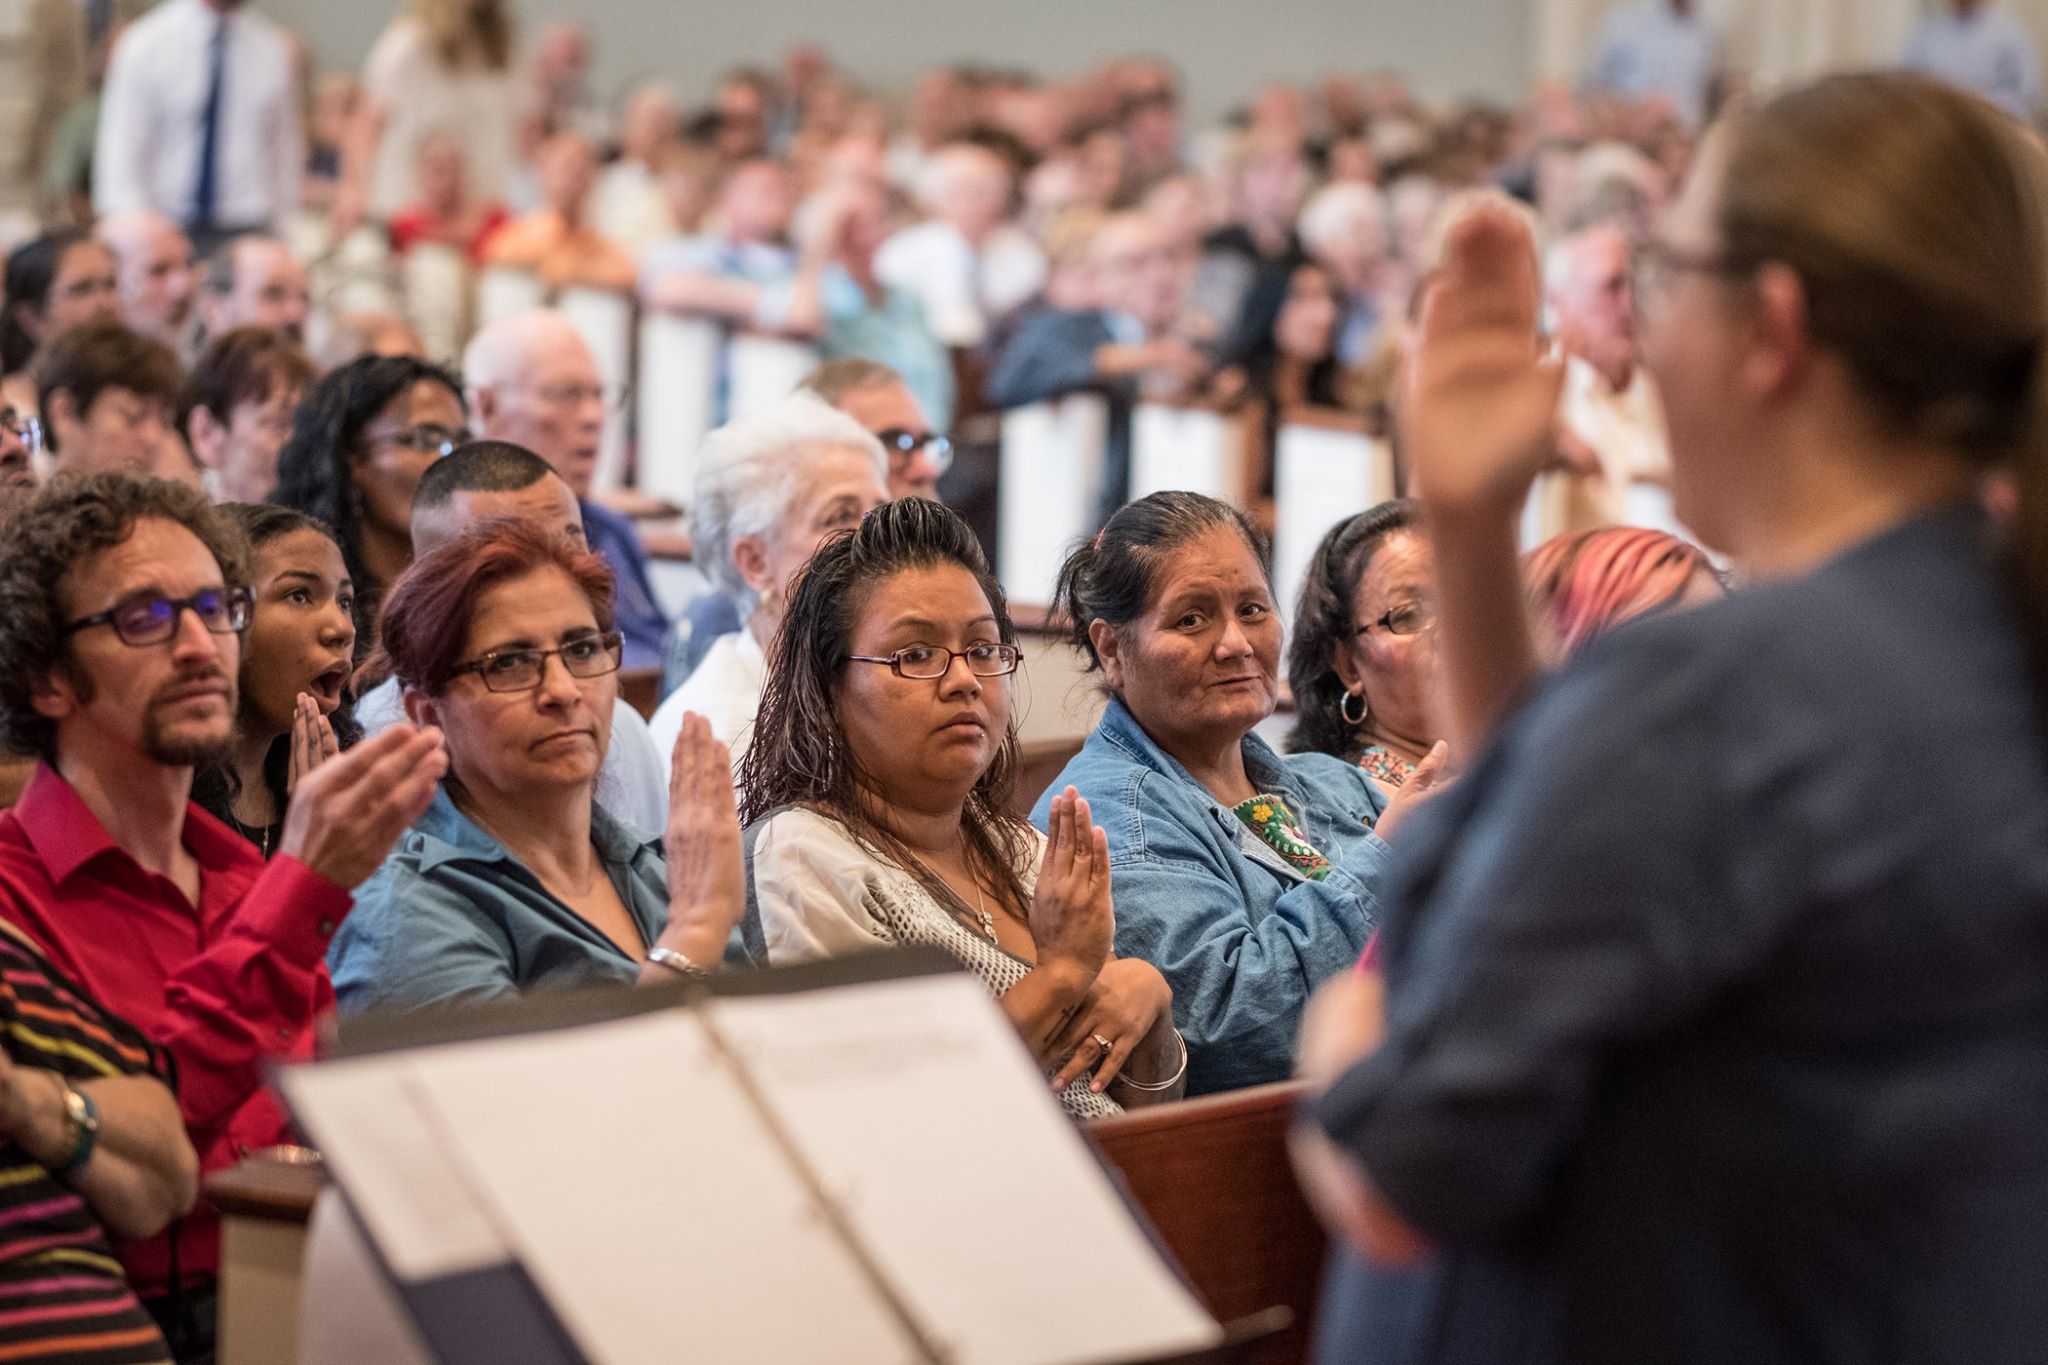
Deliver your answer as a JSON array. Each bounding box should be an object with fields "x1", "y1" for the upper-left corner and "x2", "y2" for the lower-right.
[
  {"x1": 269, "y1": 0, "x2": 1536, "y2": 122},
  {"x1": 268, "y1": 0, "x2": 2048, "y2": 120}
]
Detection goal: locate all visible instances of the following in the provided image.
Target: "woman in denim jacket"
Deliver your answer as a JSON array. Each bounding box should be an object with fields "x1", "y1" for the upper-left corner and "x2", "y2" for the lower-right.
[{"x1": 1034, "y1": 491, "x2": 1441, "y2": 1094}]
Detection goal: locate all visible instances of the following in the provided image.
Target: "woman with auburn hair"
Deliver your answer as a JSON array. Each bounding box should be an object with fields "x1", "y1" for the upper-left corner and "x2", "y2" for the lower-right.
[
  {"x1": 335, "y1": 0, "x2": 518, "y2": 231},
  {"x1": 1299, "y1": 74, "x2": 2048, "y2": 1364},
  {"x1": 1521, "y1": 525, "x2": 1723, "y2": 659},
  {"x1": 328, "y1": 520, "x2": 743, "y2": 1012}
]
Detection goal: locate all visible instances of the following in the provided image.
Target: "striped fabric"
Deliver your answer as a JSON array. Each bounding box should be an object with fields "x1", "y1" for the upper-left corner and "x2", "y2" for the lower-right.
[{"x1": 0, "y1": 919, "x2": 171, "y2": 1364}]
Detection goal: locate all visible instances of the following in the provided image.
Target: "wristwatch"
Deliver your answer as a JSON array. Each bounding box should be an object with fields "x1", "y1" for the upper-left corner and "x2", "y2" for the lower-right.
[
  {"x1": 646, "y1": 946, "x2": 708, "y2": 980},
  {"x1": 52, "y1": 1081, "x2": 100, "y2": 1180}
]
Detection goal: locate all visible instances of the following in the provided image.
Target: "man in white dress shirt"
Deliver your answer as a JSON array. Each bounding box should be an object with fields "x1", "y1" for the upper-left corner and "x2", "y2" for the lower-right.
[
  {"x1": 1583, "y1": 0, "x2": 1723, "y2": 129},
  {"x1": 93, "y1": 0, "x2": 303, "y2": 248},
  {"x1": 875, "y1": 142, "x2": 1046, "y2": 348},
  {"x1": 1532, "y1": 223, "x2": 1674, "y2": 538},
  {"x1": 1903, "y1": 0, "x2": 2043, "y2": 121}
]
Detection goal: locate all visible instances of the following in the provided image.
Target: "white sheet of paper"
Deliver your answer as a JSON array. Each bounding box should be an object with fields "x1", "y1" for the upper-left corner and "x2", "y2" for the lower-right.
[
  {"x1": 279, "y1": 1058, "x2": 511, "y2": 1283},
  {"x1": 409, "y1": 1008, "x2": 918, "y2": 1365},
  {"x1": 712, "y1": 974, "x2": 1224, "y2": 1365}
]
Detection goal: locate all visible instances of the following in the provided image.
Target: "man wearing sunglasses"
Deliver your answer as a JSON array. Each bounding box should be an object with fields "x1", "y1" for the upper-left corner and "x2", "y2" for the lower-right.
[{"x1": 0, "y1": 473, "x2": 446, "y2": 1350}]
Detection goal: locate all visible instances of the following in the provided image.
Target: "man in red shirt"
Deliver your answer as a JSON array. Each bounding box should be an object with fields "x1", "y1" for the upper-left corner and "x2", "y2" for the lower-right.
[{"x1": 0, "y1": 472, "x2": 447, "y2": 1357}]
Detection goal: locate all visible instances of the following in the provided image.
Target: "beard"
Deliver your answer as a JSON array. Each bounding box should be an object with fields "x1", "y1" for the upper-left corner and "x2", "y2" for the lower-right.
[{"x1": 141, "y1": 671, "x2": 235, "y2": 768}]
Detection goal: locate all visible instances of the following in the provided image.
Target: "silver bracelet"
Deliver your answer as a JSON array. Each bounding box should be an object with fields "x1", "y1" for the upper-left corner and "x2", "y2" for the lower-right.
[
  {"x1": 1112, "y1": 1029, "x2": 1188, "y2": 1092},
  {"x1": 646, "y1": 946, "x2": 708, "y2": 979}
]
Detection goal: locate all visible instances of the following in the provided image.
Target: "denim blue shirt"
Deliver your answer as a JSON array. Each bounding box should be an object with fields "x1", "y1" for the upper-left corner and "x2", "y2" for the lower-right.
[
  {"x1": 328, "y1": 788, "x2": 669, "y2": 1013},
  {"x1": 1033, "y1": 696, "x2": 1391, "y2": 1094}
]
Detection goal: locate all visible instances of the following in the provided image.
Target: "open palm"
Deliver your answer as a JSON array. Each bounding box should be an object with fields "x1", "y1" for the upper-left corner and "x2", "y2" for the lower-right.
[{"x1": 1401, "y1": 204, "x2": 1566, "y2": 513}]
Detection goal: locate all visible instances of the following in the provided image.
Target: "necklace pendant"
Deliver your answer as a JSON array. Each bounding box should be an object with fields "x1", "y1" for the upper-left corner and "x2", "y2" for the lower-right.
[{"x1": 979, "y1": 909, "x2": 996, "y2": 942}]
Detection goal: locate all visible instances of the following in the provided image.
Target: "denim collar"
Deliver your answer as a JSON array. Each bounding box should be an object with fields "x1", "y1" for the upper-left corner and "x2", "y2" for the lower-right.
[
  {"x1": 409, "y1": 787, "x2": 657, "y2": 876},
  {"x1": 1094, "y1": 696, "x2": 1306, "y2": 810}
]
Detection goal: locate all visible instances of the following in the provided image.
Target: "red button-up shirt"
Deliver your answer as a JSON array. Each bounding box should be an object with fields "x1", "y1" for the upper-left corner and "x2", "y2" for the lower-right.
[{"x1": 0, "y1": 764, "x2": 350, "y2": 1296}]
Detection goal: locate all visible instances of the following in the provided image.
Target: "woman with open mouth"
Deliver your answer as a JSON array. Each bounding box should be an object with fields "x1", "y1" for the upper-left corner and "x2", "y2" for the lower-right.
[{"x1": 192, "y1": 504, "x2": 362, "y2": 858}]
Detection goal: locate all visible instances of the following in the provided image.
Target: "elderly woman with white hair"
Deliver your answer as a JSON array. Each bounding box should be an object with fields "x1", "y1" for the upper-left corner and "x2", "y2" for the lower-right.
[{"x1": 647, "y1": 391, "x2": 890, "y2": 778}]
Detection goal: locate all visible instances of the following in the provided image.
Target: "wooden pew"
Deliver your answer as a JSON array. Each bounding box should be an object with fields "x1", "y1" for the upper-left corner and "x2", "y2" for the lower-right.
[
  {"x1": 559, "y1": 286, "x2": 636, "y2": 494},
  {"x1": 208, "y1": 1078, "x2": 1331, "y2": 1365},
  {"x1": 1129, "y1": 399, "x2": 1263, "y2": 512},
  {"x1": 474, "y1": 265, "x2": 546, "y2": 328},
  {"x1": 1090, "y1": 1082, "x2": 1326, "y2": 1365},
  {"x1": 1270, "y1": 408, "x2": 1398, "y2": 625},
  {"x1": 996, "y1": 394, "x2": 1107, "y2": 607},
  {"x1": 635, "y1": 313, "x2": 722, "y2": 507}
]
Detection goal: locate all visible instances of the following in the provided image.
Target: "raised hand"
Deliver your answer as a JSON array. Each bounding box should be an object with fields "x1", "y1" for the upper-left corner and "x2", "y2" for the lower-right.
[
  {"x1": 285, "y1": 694, "x2": 340, "y2": 798},
  {"x1": 278, "y1": 724, "x2": 448, "y2": 889},
  {"x1": 1401, "y1": 203, "x2": 1566, "y2": 514},
  {"x1": 659, "y1": 712, "x2": 745, "y2": 951},
  {"x1": 1027, "y1": 788, "x2": 1115, "y2": 979}
]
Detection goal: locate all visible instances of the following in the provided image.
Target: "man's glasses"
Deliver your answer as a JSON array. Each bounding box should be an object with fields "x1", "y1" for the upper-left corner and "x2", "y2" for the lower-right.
[
  {"x1": 448, "y1": 632, "x2": 624, "y2": 692},
  {"x1": 64, "y1": 586, "x2": 252, "y2": 646},
  {"x1": 0, "y1": 407, "x2": 43, "y2": 453},
  {"x1": 528, "y1": 382, "x2": 631, "y2": 413},
  {"x1": 845, "y1": 643, "x2": 1021, "y2": 679},
  {"x1": 371, "y1": 423, "x2": 472, "y2": 459},
  {"x1": 873, "y1": 428, "x2": 954, "y2": 476},
  {"x1": 1355, "y1": 601, "x2": 1434, "y2": 638}
]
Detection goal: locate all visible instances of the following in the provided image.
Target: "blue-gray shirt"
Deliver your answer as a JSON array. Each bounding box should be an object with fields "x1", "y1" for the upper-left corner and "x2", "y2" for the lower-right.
[
  {"x1": 1033, "y1": 696, "x2": 1391, "y2": 1095},
  {"x1": 329, "y1": 789, "x2": 670, "y2": 1013},
  {"x1": 1317, "y1": 505, "x2": 2048, "y2": 1364},
  {"x1": 1902, "y1": 5, "x2": 2043, "y2": 119}
]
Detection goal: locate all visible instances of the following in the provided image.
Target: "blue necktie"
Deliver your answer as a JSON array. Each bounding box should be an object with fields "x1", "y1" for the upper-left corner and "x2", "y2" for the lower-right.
[{"x1": 191, "y1": 14, "x2": 228, "y2": 229}]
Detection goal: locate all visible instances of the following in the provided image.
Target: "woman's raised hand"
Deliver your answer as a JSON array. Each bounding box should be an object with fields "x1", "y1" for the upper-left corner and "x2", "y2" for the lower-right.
[
  {"x1": 1401, "y1": 203, "x2": 1566, "y2": 515},
  {"x1": 286, "y1": 694, "x2": 341, "y2": 797},
  {"x1": 1028, "y1": 788, "x2": 1115, "y2": 979},
  {"x1": 661, "y1": 712, "x2": 746, "y2": 947}
]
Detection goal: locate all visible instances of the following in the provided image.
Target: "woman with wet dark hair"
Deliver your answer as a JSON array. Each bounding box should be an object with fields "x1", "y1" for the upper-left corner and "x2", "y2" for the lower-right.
[{"x1": 741, "y1": 497, "x2": 1184, "y2": 1116}]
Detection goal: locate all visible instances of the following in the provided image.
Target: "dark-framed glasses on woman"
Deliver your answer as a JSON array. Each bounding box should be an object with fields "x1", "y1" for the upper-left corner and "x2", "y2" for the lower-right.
[
  {"x1": 373, "y1": 423, "x2": 472, "y2": 460},
  {"x1": 1355, "y1": 601, "x2": 1434, "y2": 638},
  {"x1": 449, "y1": 631, "x2": 624, "y2": 692},
  {"x1": 63, "y1": 586, "x2": 253, "y2": 646},
  {"x1": 845, "y1": 643, "x2": 1022, "y2": 679}
]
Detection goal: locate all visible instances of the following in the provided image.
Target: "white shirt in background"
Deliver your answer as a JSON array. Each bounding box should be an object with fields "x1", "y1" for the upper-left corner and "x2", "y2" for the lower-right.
[
  {"x1": 590, "y1": 161, "x2": 677, "y2": 261},
  {"x1": 93, "y1": 0, "x2": 302, "y2": 228},
  {"x1": 1530, "y1": 357, "x2": 1674, "y2": 540},
  {"x1": 875, "y1": 219, "x2": 1047, "y2": 347},
  {"x1": 648, "y1": 628, "x2": 766, "y2": 785}
]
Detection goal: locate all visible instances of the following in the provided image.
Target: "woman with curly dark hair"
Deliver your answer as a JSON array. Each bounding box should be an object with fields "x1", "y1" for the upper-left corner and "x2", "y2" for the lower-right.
[
  {"x1": 270, "y1": 352, "x2": 468, "y2": 635},
  {"x1": 738, "y1": 497, "x2": 1184, "y2": 1116},
  {"x1": 191, "y1": 505, "x2": 363, "y2": 857},
  {"x1": 1284, "y1": 499, "x2": 1445, "y2": 790}
]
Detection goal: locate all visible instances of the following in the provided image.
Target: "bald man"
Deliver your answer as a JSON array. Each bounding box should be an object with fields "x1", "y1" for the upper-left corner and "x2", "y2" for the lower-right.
[
  {"x1": 96, "y1": 211, "x2": 198, "y2": 359},
  {"x1": 463, "y1": 310, "x2": 672, "y2": 669}
]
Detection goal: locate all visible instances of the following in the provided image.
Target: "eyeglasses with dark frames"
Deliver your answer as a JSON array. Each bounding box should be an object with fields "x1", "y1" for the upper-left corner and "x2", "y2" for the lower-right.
[
  {"x1": 63, "y1": 586, "x2": 252, "y2": 646},
  {"x1": 872, "y1": 428, "x2": 955, "y2": 476},
  {"x1": 1354, "y1": 601, "x2": 1434, "y2": 638},
  {"x1": 369, "y1": 423, "x2": 472, "y2": 460},
  {"x1": 447, "y1": 632, "x2": 624, "y2": 692},
  {"x1": 844, "y1": 643, "x2": 1022, "y2": 680},
  {"x1": 1629, "y1": 240, "x2": 1745, "y2": 316}
]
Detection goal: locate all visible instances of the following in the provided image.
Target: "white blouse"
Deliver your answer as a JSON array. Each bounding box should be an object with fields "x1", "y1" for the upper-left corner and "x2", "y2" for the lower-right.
[{"x1": 751, "y1": 806, "x2": 1119, "y2": 1119}]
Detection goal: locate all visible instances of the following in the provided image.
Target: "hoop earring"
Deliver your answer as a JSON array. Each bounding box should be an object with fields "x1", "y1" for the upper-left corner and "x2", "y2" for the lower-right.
[{"x1": 1339, "y1": 689, "x2": 1368, "y2": 727}]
